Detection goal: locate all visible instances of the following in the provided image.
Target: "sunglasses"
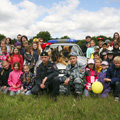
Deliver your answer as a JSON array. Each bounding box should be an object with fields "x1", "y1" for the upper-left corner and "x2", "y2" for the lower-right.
[{"x1": 40, "y1": 41, "x2": 43, "y2": 42}]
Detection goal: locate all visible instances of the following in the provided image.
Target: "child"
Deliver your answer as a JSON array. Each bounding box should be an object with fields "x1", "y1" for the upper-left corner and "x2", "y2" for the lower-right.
[
  {"x1": 112, "y1": 42, "x2": 120, "y2": 57},
  {"x1": 93, "y1": 52, "x2": 100, "y2": 60},
  {"x1": 8, "y1": 62, "x2": 23, "y2": 96},
  {"x1": 0, "y1": 40, "x2": 6, "y2": 54},
  {"x1": 100, "y1": 42, "x2": 109, "y2": 59},
  {"x1": 86, "y1": 40, "x2": 96, "y2": 58},
  {"x1": 101, "y1": 52, "x2": 107, "y2": 61},
  {"x1": 90, "y1": 46, "x2": 100, "y2": 59},
  {"x1": 0, "y1": 61, "x2": 12, "y2": 94},
  {"x1": 10, "y1": 47, "x2": 23, "y2": 70},
  {"x1": 0, "y1": 46, "x2": 9, "y2": 71},
  {"x1": 32, "y1": 42, "x2": 41, "y2": 64},
  {"x1": 95, "y1": 58, "x2": 102, "y2": 73},
  {"x1": 15, "y1": 42, "x2": 25, "y2": 57},
  {"x1": 98, "y1": 61, "x2": 110, "y2": 98},
  {"x1": 24, "y1": 45, "x2": 35, "y2": 73},
  {"x1": 104, "y1": 56, "x2": 120, "y2": 101},
  {"x1": 106, "y1": 51, "x2": 114, "y2": 67},
  {"x1": 84, "y1": 59, "x2": 98, "y2": 97},
  {"x1": 20, "y1": 65, "x2": 34, "y2": 95}
]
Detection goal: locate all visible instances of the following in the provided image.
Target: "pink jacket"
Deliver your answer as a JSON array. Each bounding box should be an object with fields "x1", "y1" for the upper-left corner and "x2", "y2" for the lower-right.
[{"x1": 8, "y1": 70, "x2": 23, "y2": 91}]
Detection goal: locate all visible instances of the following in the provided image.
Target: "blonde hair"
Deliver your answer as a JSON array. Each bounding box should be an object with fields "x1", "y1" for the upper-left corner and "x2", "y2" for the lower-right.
[
  {"x1": 95, "y1": 58, "x2": 102, "y2": 63},
  {"x1": 113, "y1": 56, "x2": 120, "y2": 63},
  {"x1": 23, "y1": 64, "x2": 30, "y2": 83},
  {"x1": 1, "y1": 46, "x2": 7, "y2": 50},
  {"x1": 32, "y1": 42, "x2": 41, "y2": 55},
  {"x1": 1, "y1": 61, "x2": 9, "y2": 75}
]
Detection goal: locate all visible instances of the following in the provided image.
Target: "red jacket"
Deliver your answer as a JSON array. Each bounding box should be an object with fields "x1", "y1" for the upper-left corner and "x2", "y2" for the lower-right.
[
  {"x1": 85, "y1": 68, "x2": 98, "y2": 89},
  {"x1": 41, "y1": 43, "x2": 51, "y2": 50},
  {"x1": 10, "y1": 54, "x2": 23, "y2": 70}
]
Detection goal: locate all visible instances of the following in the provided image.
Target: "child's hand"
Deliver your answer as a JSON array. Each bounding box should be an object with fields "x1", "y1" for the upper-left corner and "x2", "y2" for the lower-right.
[
  {"x1": 3, "y1": 86, "x2": 7, "y2": 91},
  {"x1": 88, "y1": 88, "x2": 92, "y2": 91},
  {"x1": 12, "y1": 84, "x2": 17, "y2": 89},
  {"x1": 24, "y1": 89, "x2": 27, "y2": 92},
  {"x1": 104, "y1": 78, "x2": 111, "y2": 82},
  {"x1": 21, "y1": 87, "x2": 24, "y2": 91}
]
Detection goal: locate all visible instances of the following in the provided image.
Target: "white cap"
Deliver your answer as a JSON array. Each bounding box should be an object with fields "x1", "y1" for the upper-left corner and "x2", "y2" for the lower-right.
[
  {"x1": 88, "y1": 59, "x2": 94, "y2": 64},
  {"x1": 101, "y1": 61, "x2": 108, "y2": 66}
]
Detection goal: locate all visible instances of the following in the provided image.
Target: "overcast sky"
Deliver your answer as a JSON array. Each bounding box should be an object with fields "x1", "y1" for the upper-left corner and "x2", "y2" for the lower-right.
[{"x1": 0, "y1": 0, "x2": 120, "y2": 39}]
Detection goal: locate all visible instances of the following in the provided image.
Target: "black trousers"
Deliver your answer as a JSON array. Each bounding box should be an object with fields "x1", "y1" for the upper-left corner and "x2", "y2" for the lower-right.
[
  {"x1": 31, "y1": 77, "x2": 60, "y2": 96},
  {"x1": 114, "y1": 81, "x2": 120, "y2": 97}
]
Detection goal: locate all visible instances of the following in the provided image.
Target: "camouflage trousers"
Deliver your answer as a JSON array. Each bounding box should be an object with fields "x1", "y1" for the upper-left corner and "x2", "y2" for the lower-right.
[{"x1": 59, "y1": 82, "x2": 83, "y2": 95}]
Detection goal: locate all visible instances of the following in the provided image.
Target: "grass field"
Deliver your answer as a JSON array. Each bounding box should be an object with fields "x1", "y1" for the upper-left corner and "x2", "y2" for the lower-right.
[{"x1": 0, "y1": 93, "x2": 120, "y2": 120}]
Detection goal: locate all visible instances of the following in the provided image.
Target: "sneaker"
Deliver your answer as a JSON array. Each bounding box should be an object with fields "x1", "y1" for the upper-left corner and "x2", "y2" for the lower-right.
[{"x1": 115, "y1": 97, "x2": 119, "y2": 101}]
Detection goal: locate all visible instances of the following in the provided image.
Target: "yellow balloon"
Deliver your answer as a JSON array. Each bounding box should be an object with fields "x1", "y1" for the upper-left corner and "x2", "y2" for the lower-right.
[{"x1": 91, "y1": 81, "x2": 103, "y2": 94}]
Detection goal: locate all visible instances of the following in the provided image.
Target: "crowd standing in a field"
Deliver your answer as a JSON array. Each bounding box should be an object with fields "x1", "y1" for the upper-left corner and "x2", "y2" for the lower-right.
[{"x1": 0, "y1": 32, "x2": 120, "y2": 102}]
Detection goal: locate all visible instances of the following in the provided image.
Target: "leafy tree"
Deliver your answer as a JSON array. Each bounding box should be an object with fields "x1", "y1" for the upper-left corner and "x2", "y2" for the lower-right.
[
  {"x1": 61, "y1": 35, "x2": 70, "y2": 39},
  {"x1": 35, "y1": 31, "x2": 51, "y2": 42},
  {"x1": 11, "y1": 38, "x2": 17, "y2": 44},
  {"x1": 0, "y1": 34, "x2": 6, "y2": 41}
]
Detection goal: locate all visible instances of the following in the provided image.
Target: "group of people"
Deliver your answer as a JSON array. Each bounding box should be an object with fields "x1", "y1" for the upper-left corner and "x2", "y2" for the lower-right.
[
  {"x1": 0, "y1": 32, "x2": 120, "y2": 102},
  {"x1": 81, "y1": 32, "x2": 120, "y2": 101}
]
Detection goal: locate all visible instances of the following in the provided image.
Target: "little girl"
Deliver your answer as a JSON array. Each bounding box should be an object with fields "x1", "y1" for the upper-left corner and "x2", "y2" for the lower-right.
[
  {"x1": 84, "y1": 59, "x2": 98, "y2": 97},
  {"x1": 0, "y1": 61, "x2": 12, "y2": 94},
  {"x1": 10, "y1": 47, "x2": 23, "y2": 70},
  {"x1": 24, "y1": 45, "x2": 35, "y2": 73},
  {"x1": 8, "y1": 62, "x2": 23, "y2": 96},
  {"x1": 0, "y1": 46, "x2": 9, "y2": 71},
  {"x1": 98, "y1": 61, "x2": 110, "y2": 98},
  {"x1": 20, "y1": 65, "x2": 34, "y2": 95},
  {"x1": 32, "y1": 42, "x2": 41, "y2": 64}
]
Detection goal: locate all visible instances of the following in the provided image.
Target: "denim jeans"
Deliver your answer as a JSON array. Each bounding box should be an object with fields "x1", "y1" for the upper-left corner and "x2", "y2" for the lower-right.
[
  {"x1": 10, "y1": 90, "x2": 21, "y2": 96},
  {"x1": 21, "y1": 90, "x2": 31, "y2": 95},
  {"x1": 1, "y1": 86, "x2": 9, "y2": 94}
]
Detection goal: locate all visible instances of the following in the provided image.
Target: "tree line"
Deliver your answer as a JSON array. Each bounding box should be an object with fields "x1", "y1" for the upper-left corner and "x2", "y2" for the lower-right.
[{"x1": 0, "y1": 31, "x2": 113, "y2": 47}]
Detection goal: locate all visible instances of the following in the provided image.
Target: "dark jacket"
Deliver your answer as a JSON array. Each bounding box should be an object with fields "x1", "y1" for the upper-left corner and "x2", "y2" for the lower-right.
[
  {"x1": 33, "y1": 49, "x2": 39, "y2": 63},
  {"x1": 20, "y1": 72, "x2": 34, "y2": 90},
  {"x1": 81, "y1": 42, "x2": 89, "y2": 56},
  {"x1": 0, "y1": 66, "x2": 12, "y2": 87},
  {"x1": 106, "y1": 64, "x2": 120, "y2": 84},
  {"x1": 112, "y1": 47, "x2": 120, "y2": 58},
  {"x1": 35, "y1": 61, "x2": 59, "y2": 86},
  {"x1": 106, "y1": 58, "x2": 113, "y2": 67},
  {"x1": 19, "y1": 47, "x2": 25, "y2": 58},
  {"x1": 24, "y1": 52, "x2": 35, "y2": 69}
]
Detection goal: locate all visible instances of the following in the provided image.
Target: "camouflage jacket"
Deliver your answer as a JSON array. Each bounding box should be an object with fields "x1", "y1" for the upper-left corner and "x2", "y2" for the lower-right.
[{"x1": 63, "y1": 62, "x2": 86, "y2": 86}]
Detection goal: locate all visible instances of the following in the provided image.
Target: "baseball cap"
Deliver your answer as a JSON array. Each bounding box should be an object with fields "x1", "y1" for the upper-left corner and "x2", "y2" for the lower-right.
[
  {"x1": 88, "y1": 59, "x2": 94, "y2": 64},
  {"x1": 105, "y1": 39, "x2": 110, "y2": 43},
  {"x1": 101, "y1": 61, "x2": 108, "y2": 66},
  {"x1": 40, "y1": 51, "x2": 48, "y2": 56},
  {"x1": 94, "y1": 46, "x2": 100, "y2": 50},
  {"x1": 102, "y1": 42, "x2": 107, "y2": 46},
  {"x1": 102, "y1": 52, "x2": 107, "y2": 56},
  {"x1": 98, "y1": 38, "x2": 103, "y2": 41},
  {"x1": 107, "y1": 51, "x2": 113, "y2": 55},
  {"x1": 69, "y1": 52, "x2": 77, "y2": 57}
]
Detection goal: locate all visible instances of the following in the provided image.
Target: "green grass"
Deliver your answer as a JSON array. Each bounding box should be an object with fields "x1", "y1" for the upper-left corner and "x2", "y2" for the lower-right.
[{"x1": 0, "y1": 93, "x2": 120, "y2": 120}]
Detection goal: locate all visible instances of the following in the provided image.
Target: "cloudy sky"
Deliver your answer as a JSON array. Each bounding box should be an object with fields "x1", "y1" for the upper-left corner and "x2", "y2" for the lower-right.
[{"x1": 0, "y1": 0, "x2": 120, "y2": 40}]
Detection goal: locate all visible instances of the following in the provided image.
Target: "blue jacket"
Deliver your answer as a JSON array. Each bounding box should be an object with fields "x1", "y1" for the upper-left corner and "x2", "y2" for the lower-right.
[
  {"x1": 98, "y1": 70, "x2": 111, "y2": 90},
  {"x1": 106, "y1": 64, "x2": 120, "y2": 84}
]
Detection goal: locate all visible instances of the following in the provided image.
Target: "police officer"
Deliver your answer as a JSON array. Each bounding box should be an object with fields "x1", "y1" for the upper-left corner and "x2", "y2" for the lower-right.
[
  {"x1": 31, "y1": 51, "x2": 59, "y2": 101},
  {"x1": 60, "y1": 52, "x2": 86, "y2": 97}
]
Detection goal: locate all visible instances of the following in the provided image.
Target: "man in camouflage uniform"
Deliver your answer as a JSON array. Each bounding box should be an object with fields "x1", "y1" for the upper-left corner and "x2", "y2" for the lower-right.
[{"x1": 59, "y1": 52, "x2": 86, "y2": 96}]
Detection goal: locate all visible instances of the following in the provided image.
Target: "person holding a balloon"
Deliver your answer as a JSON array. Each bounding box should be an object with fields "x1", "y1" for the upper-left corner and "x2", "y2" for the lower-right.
[
  {"x1": 84, "y1": 59, "x2": 98, "y2": 97},
  {"x1": 104, "y1": 56, "x2": 120, "y2": 101}
]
